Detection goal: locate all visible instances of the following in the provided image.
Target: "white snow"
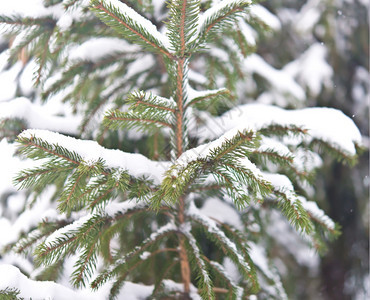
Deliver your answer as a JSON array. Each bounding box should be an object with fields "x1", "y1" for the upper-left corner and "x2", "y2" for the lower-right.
[
  {"x1": 140, "y1": 251, "x2": 151, "y2": 260},
  {"x1": 199, "y1": 0, "x2": 251, "y2": 31},
  {"x1": 292, "y1": 148, "x2": 323, "y2": 172},
  {"x1": 187, "y1": 86, "x2": 228, "y2": 103},
  {"x1": 223, "y1": 257, "x2": 241, "y2": 283},
  {"x1": 239, "y1": 157, "x2": 264, "y2": 178},
  {"x1": 265, "y1": 210, "x2": 319, "y2": 268},
  {"x1": 200, "y1": 198, "x2": 243, "y2": 230},
  {"x1": 197, "y1": 103, "x2": 362, "y2": 155},
  {"x1": 0, "y1": 62, "x2": 22, "y2": 102},
  {"x1": 0, "y1": 0, "x2": 91, "y2": 33},
  {"x1": 249, "y1": 242, "x2": 288, "y2": 299},
  {"x1": 0, "y1": 97, "x2": 81, "y2": 135},
  {"x1": 249, "y1": 4, "x2": 281, "y2": 31},
  {"x1": 0, "y1": 264, "x2": 153, "y2": 300},
  {"x1": 124, "y1": 54, "x2": 155, "y2": 81},
  {"x1": 244, "y1": 54, "x2": 306, "y2": 101},
  {"x1": 0, "y1": 0, "x2": 62, "y2": 19},
  {"x1": 298, "y1": 196, "x2": 335, "y2": 230},
  {"x1": 284, "y1": 43, "x2": 333, "y2": 96},
  {"x1": 258, "y1": 137, "x2": 293, "y2": 158},
  {"x1": 0, "y1": 49, "x2": 10, "y2": 72},
  {"x1": 19, "y1": 129, "x2": 170, "y2": 184},
  {"x1": 188, "y1": 202, "x2": 251, "y2": 272},
  {"x1": 238, "y1": 19, "x2": 257, "y2": 46},
  {"x1": 0, "y1": 264, "x2": 92, "y2": 300},
  {"x1": 68, "y1": 38, "x2": 139, "y2": 62},
  {"x1": 175, "y1": 126, "x2": 256, "y2": 170},
  {"x1": 294, "y1": 0, "x2": 322, "y2": 33},
  {"x1": 161, "y1": 279, "x2": 202, "y2": 300},
  {"x1": 0, "y1": 187, "x2": 57, "y2": 247},
  {"x1": 0, "y1": 140, "x2": 23, "y2": 195},
  {"x1": 261, "y1": 172, "x2": 298, "y2": 208},
  {"x1": 19, "y1": 59, "x2": 37, "y2": 96},
  {"x1": 102, "y1": 0, "x2": 171, "y2": 49},
  {"x1": 188, "y1": 69, "x2": 208, "y2": 84}
]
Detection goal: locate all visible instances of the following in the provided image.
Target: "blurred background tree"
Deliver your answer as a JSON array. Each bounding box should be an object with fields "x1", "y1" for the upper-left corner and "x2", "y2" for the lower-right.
[{"x1": 256, "y1": 1, "x2": 369, "y2": 298}]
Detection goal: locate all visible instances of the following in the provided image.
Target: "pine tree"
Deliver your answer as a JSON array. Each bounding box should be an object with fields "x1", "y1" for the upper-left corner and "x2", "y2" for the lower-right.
[{"x1": 0, "y1": 0, "x2": 363, "y2": 299}]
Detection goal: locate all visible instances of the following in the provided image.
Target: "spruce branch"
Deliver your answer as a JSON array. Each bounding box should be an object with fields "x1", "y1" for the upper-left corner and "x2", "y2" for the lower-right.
[
  {"x1": 34, "y1": 214, "x2": 109, "y2": 267},
  {"x1": 268, "y1": 187, "x2": 313, "y2": 233},
  {"x1": 151, "y1": 160, "x2": 205, "y2": 208},
  {"x1": 187, "y1": 203, "x2": 258, "y2": 291},
  {"x1": 213, "y1": 160, "x2": 272, "y2": 209},
  {"x1": 185, "y1": 87, "x2": 230, "y2": 109},
  {"x1": 258, "y1": 124, "x2": 308, "y2": 138},
  {"x1": 206, "y1": 258, "x2": 243, "y2": 298},
  {"x1": 3, "y1": 0, "x2": 360, "y2": 298},
  {"x1": 0, "y1": 287, "x2": 23, "y2": 300},
  {"x1": 109, "y1": 248, "x2": 179, "y2": 299},
  {"x1": 208, "y1": 130, "x2": 258, "y2": 161},
  {"x1": 167, "y1": 0, "x2": 200, "y2": 55},
  {"x1": 14, "y1": 162, "x2": 74, "y2": 190},
  {"x1": 126, "y1": 90, "x2": 177, "y2": 112},
  {"x1": 71, "y1": 241, "x2": 98, "y2": 287},
  {"x1": 103, "y1": 109, "x2": 173, "y2": 132},
  {"x1": 308, "y1": 138, "x2": 358, "y2": 166},
  {"x1": 196, "y1": 0, "x2": 252, "y2": 47},
  {"x1": 152, "y1": 129, "x2": 263, "y2": 208},
  {"x1": 12, "y1": 220, "x2": 70, "y2": 255},
  {"x1": 217, "y1": 222, "x2": 259, "y2": 292},
  {"x1": 151, "y1": 259, "x2": 180, "y2": 297},
  {"x1": 182, "y1": 230, "x2": 215, "y2": 299},
  {"x1": 90, "y1": 0, "x2": 174, "y2": 59},
  {"x1": 91, "y1": 222, "x2": 177, "y2": 289},
  {"x1": 0, "y1": 15, "x2": 56, "y2": 29}
]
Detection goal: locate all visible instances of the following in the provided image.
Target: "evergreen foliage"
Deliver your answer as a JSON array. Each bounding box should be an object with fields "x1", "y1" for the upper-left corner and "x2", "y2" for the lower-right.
[
  {"x1": 0, "y1": 287, "x2": 23, "y2": 300},
  {"x1": 0, "y1": 0, "x2": 363, "y2": 299}
]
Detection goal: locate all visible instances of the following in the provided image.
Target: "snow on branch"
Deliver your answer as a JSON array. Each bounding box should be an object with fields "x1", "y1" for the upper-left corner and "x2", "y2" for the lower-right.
[
  {"x1": 198, "y1": 103, "x2": 362, "y2": 156},
  {"x1": 90, "y1": 0, "x2": 172, "y2": 58},
  {"x1": 207, "y1": 259, "x2": 243, "y2": 298},
  {"x1": 261, "y1": 172, "x2": 313, "y2": 232},
  {"x1": 68, "y1": 37, "x2": 140, "y2": 62},
  {"x1": 166, "y1": 0, "x2": 200, "y2": 54},
  {"x1": 298, "y1": 196, "x2": 336, "y2": 232},
  {"x1": 182, "y1": 230, "x2": 214, "y2": 299},
  {"x1": 18, "y1": 129, "x2": 170, "y2": 184},
  {"x1": 0, "y1": 97, "x2": 81, "y2": 135},
  {"x1": 249, "y1": 242, "x2": 288, "y2": 299},
  {"x1": 244, "y1": 54, "x2": 305, "y2": 100},
  {"x1": 249, "y1": 4, "x2": 281, "y2": 31},
  {"x1": 185, "y1": 86, "x2": 230, "y2": 108},
  {"x1": 38, "y1": 200, "x2": 147, "y2": 265},
  {"x1": 91, "y1": 222, "x2": 177, "y2": 289},
  {"x1": 196, "y1": 0, "x2": 252, "y2": 45},
  {"x1": 125, "y1": 90, "x2": 177, "y2": 111},
  {"x1": 175, "y1": 127, "x2": 258, "y2": 168},
  {"x1": 0, "y1": 264, "x2": 97, "y2": 299},
  {"x1": 151, "y1": 128, "x2": 266, "y2": 207},
  {"x1": 284, "y1": 43, "x2": 333, "y2": 97},
  {"x1": 187, "y1": 202, "x2": 254, "y2": 280},
  {"x1": 0, "y1": 264, "x2": 153, "y2": 299}
]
